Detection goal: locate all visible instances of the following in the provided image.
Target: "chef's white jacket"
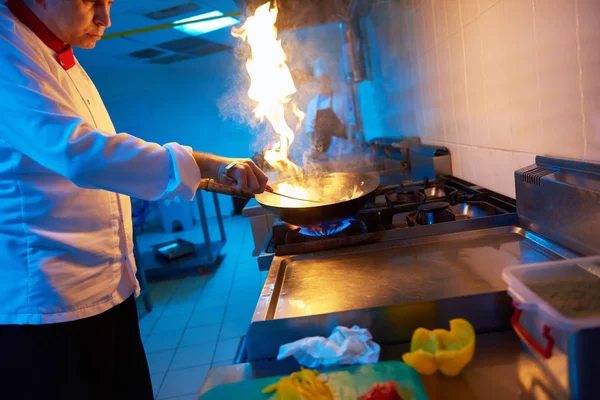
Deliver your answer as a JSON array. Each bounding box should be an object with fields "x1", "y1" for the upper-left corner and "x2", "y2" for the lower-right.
[{"x1": 0, "y1": 4, "x2": 202, "y2": 324}]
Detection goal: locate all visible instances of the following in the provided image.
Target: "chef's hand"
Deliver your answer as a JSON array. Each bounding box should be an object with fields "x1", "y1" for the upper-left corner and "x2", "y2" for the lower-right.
[{"x1": 192, "y1": 152, "x2": 269, "y2": 194}]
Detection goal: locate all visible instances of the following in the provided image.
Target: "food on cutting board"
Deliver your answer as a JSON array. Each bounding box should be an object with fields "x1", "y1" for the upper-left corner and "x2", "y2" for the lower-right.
[
  {"x1": 262, "y1": 369, "x2": 414, "y2": 400},
  {"x1": 262, "y1": 368, "x2": 333, "y2": 400},
  {"x1": 402, "y1": 318, "x2": 475, "y2": 377},
  {"x1": 358, "y1": 381, "x2": 408, "y2": 400},
  {"x1": 527, "y1": 276, "x2": 600, "y2": 319}
]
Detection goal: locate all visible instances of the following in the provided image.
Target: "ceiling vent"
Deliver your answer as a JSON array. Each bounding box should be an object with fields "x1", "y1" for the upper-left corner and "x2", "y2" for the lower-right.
[
  {"x1": 147, "y1": 54, "x2": 195, "y2": 65},
  {"x1": 128, "y1": 48, "x2": 165, "y2": 59},
  {"x1": 144, "y1": 2, "x2": 202, "y2": 21},
  {"x1": 155, "y1": 36, "x2": 228, "y2": 55}
]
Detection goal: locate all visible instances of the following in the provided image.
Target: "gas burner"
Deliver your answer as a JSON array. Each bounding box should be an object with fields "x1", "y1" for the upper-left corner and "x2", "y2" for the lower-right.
[
  {"x1": 300, "y1": 219, "x2": 353, "y2": 237},
  {"x1": 407, "y1": 201, "x2": 457, "y2": 226},
  {"x1": 281, "y1": 219, "x2": 368, "y2": 245},
  {"x1": 386, "y1": 189, "x2": 420, "y2": 205},
  {"x1": 423, "y1": 186, "x2": 447, "y2": 198}
]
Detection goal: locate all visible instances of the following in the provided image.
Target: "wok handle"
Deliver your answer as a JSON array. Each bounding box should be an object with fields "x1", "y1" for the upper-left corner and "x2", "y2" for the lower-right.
[{"x1": 197, "y1": 179, "x2": 254, "y2": 199}]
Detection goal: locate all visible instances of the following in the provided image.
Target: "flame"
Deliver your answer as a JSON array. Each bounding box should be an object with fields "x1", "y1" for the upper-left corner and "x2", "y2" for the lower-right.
[
  {"x1": 232, "y1": 3, "x2": 365, "y2": 208},
  {"x1": 232, "y1": 2, "x2": 302, "y2": 175}
]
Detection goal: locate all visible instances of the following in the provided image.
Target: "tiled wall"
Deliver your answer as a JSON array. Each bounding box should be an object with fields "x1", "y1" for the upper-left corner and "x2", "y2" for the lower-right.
[{"x1": 365, "y1": 0, "x2": 600, "y2": 198}]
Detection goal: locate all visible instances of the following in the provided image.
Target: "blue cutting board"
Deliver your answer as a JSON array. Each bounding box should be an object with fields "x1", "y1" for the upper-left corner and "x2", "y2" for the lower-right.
[{"x1": 200, "y1": 361, "x2": 428, "y2": 399}]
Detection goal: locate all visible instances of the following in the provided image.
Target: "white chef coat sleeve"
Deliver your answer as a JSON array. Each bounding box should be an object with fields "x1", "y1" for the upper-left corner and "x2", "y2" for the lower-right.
[
  {"x1": 304, "y1": 97, "x2": 317, "y2": 134},
  {"x1": 0, "y1": 38, "x2": 201, "y2": 201}
]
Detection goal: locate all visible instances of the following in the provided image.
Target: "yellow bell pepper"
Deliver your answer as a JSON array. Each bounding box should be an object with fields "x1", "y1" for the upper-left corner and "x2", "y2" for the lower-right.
[{"x1": 402, "y1": 319, "x2": 475, "y2": 377}]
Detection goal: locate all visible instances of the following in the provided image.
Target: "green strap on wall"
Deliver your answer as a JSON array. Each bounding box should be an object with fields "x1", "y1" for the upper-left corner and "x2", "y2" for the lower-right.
[{"x1": 101, "y1": 12, "x2": 243, "y2": 40}]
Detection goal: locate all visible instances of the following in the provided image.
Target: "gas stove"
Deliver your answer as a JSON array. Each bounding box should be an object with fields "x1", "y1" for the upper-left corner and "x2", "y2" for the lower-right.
[
  {"x1": 246, "y1": 156, "x2": 598, "y2": 364},
  {"x1": 257, "y1": 175, "x2": 516, "y2": 270}
]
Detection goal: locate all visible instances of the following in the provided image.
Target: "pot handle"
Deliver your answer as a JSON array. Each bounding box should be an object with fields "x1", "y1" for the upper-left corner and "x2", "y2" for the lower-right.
[
  {"x1": 511, "y1": 301, "x2": 555, "y2": 359},
  {"x1": 198, "y1": 179, "x2": 254, "y2": 199}
]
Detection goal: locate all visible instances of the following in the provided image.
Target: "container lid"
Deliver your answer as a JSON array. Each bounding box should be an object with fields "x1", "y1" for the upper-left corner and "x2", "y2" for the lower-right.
[{"x1": 502, "y1": 256, "x2": 600, "y2": 331}]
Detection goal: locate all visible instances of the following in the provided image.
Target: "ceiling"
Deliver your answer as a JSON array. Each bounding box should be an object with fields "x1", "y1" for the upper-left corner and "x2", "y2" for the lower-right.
[{"x1": 75, "y1": 0, "x2": 242, "y2": 72}]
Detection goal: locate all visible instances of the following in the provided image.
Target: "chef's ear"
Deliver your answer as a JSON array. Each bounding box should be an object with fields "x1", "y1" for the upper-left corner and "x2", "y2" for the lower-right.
[{"x1": 32, "y1": 0, "x2": 48, "y2": 9}]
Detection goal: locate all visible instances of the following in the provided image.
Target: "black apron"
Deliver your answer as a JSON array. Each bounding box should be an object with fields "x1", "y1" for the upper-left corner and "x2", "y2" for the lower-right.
[{"x1": 314, "y1": 93, "x2": 347, "y2": 153}]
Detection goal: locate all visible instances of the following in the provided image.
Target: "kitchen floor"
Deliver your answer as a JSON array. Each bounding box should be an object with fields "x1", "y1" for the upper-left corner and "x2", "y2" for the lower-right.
[{"x1": 136, "y1": 215, "x2": 267, "y2": 399}]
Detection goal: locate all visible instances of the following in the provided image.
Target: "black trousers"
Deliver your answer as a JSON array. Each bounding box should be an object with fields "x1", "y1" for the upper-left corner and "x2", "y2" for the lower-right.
[{"x1": 0, "y1": 296, "x2": 153, "y2": 400}]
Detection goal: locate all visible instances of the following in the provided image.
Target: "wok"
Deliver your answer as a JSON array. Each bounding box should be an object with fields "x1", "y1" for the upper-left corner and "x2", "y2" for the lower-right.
[
  {"x1": 199, "y1": 172, "x2": 380, "y2": 226},
  {"x1": 255, "y1": 172, "x2": 380, "y2": 226}
]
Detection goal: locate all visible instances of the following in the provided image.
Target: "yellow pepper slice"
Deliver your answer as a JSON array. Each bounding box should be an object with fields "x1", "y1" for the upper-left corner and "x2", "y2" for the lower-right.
[
  {"x1": 402, "y1": 319, "x2": 476, "y2": 377},
  {"x1": 262, "y1": 368, "x2": 333, "y2": 400}
]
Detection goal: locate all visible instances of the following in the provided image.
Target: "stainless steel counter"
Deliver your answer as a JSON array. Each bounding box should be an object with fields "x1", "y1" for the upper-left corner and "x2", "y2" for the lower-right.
[
  {"x1": 247, "y1": 222, "x2": 578, "y2": 361},
  {"x1": 198, "y1": 331, "x2": 566, "y2": 399}
]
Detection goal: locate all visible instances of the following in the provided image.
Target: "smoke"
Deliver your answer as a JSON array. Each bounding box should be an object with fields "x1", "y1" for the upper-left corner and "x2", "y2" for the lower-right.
[{"x1": 217, "y1": 1, "x2": 376, "y2": 177}]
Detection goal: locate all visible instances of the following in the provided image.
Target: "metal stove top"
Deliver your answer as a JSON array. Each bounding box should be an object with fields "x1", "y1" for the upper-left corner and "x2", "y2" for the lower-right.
[{"x1": 257, "y1": 176, "x2": 516, "y2": 270}]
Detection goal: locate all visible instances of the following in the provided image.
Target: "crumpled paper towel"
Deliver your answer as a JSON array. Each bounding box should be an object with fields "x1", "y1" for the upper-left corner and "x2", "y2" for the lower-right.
[{"x1": 276, "y1": 325, "x2": 381, "y2": 368}]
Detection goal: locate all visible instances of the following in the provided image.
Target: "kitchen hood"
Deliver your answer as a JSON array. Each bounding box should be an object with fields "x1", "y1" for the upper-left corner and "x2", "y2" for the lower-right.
[{"x1": 235, "y1": 0, "x2": 353, "y2": 31}]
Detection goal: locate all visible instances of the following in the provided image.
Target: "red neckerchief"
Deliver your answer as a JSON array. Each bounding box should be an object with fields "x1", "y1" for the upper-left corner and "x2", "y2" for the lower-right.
[{"x1": 5, "y1": 0, "x2": 75, "y2": 70}]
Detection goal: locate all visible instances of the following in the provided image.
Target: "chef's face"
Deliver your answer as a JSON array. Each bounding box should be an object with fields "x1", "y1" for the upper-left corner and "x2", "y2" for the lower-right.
[
  {"x1": 34, "y1": 0, "x2": 113, "y2": 48},
  {"x1": 318, "y1": 75, "x2": 332, "y2": 96}
]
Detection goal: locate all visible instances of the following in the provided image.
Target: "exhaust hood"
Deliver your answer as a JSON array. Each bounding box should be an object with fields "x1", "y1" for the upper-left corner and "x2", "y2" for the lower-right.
[{"x1": 235, "y1": 0, "x2": 352, "y2": 31}]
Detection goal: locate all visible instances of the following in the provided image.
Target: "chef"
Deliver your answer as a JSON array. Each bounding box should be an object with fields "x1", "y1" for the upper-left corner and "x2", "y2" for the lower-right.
[
  {"x1": 305, "y1": 58, "x2": 357, "y2": 154},
  {"x1": 0, "y1": 0, "x2": 268, "y2": 398}
]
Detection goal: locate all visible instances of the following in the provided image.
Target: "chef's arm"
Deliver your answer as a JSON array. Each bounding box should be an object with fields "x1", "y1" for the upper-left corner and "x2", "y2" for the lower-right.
[
  {"x1": 0, "y1": 46, "x2": 198, "y2": 201},
  {"x1": 192, "y1": 152, "x2": 267, "y2": 194}
]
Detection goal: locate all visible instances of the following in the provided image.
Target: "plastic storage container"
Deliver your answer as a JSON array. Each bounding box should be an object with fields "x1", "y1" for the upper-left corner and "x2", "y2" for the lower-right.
[{"x1": 503, "y1": 256, "x2": 600, "y2": 399}]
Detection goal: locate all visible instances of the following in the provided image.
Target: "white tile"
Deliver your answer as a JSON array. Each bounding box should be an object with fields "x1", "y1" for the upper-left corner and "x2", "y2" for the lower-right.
[
  {"x1": 161, "y1": 298, "x2": 197, "y2": 318},
  {"x1": 433, "y1": 0, "x2": 448, "y2": 43},
  {"x1": 150, "y1": 372, "x2": 165, "y2": 398},
  {"x1": 460, "y1": 0, "x2": 479, "y2": 27},
  {"x1": 458, "y1": 146, "x2": 476, "y2": 183},
  {"x1": 449, "y1": 31, "x2": 470, "y2": 145},
  {"x1": 220, "y1": 320, "x2": 250, "y2": 340},
  {"x1": 170, "y1": 342, "x2": 216, "y2": 369},
  {"x1": 503, "y1": 0, "x2": 542, "y2": 154},
  {"x1": 196, "y1": 294, "x2": 228, "y2": 310},
  {"x1": 489, "y1": 149, "x2": 516, "y2": 198},
  {"x1": 534, "y1": 0, "x2": 584, "y2": 159},
  {"x1": 471, "y1": 147, "x2": 495, "y2": 186},
  {"x1": 479, "y1": 2, "x2": 512, "y2": 151},
  {"x1": 463, "y1": 20, "x2": 486, "y2": 148},
  {"x1": 445, "y1": 0, "x2": 462, "y2": 35},
  {"x1": 478, "y1": 0, "x2": 499, "y2": 13},
  {"x1": 224, "y1": 303, "x2": 255, "y2": 323},
  {"x1": 235, "y1": 260, "x2": 258, "y2": 272},
  {"x1": 157, "y1": 365, "x2": 210, "y2": 399},
  {"x1": 202, "y1": 279, "x2": 232, "y2": 297},
  {"x1": 213, "y1": 337, "x2": 242, "y2": 363},
  {"x1": 180, "y1": 324, "x2": 221, "y2": 347},
  {"x1": 437, "y1": 39, "x2": 457, "y2": 143},
  {"x1": 153, "y1": 314, "x2": 190, "y2": 333},
  {"x1": 423, "y1": 0, "x2": 436, "y2": 54},
  {"x1": 144, "y1": 329, "x2": 184, "y2": 353},
  {"x1": 188, "y1": 306, "x2": 226, "y2": 327},
  {"x1": 447, "y1": 143, "x2": 461, "y2": 176},
  {"x1": 146, "y1": 349, "x2": 176, "y2": 374},
  {"x1": 578, "y1": 0, "x2": 600, "y2": 162},
  {"x1": 427, "y1": 48, "x2": 445, "y2": 142},
  {"x1": 138, "y1": 312, "x2": 161, "y2": 337},
  {"x1": 227, "y1": 288, "x2": 260, "y2": 306},
  {"x1": 512, "y1": 152, "x2": 537, "y2": 171}
]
